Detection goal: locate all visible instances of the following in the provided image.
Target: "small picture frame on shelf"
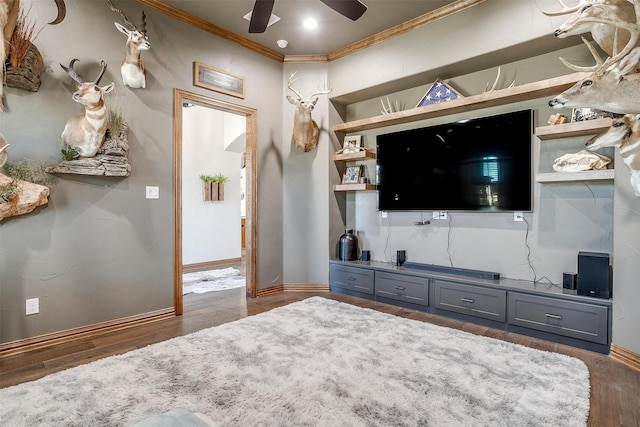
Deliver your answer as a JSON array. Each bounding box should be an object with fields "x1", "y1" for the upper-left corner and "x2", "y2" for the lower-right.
[
  {"x1": 336, "y1": 135, "x2": 364, "y2": 155},
  {"x1": 571, "y1": 108, "x2": 620, "y2": 122},
  {"x1": 342, "y1": 165, "x2": 363, "y2": 184}
]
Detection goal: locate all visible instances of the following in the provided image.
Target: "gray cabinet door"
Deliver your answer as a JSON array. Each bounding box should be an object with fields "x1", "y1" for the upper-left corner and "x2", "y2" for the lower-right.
[
  {"x1": 375, "y1": 271, "x2": 429, "y2": 306},
  {"x1": 330, "y1": 264, "x2": 374, "y2": 295},
  {"x1": 508, "y1": 293, "x2": 609, "y2": 345},
  {"x1": 433, "y1": 280, "x2": 507, "y2": 322}
]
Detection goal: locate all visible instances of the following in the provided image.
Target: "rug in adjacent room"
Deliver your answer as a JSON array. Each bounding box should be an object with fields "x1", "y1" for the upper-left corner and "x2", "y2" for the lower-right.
[{"x1": 182, "y1": 267, "x2": 245, "y2": 294}]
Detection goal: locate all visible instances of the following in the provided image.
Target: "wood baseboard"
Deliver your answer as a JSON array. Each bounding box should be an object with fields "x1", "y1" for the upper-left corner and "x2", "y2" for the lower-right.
[
  {"x1": 183, "y1": 258, "x2": 242, "y2": 273},
  {"x1": 0, "y1": 308, "x2": 175, "y2": 358},
  {"x1": 610, "y1": 344, "x2": 640, "y2": 372},
  {"x1": 256, "y1": 283, "x2": 330, "y2": 297},
  {"x1": 256, "y1": 284, "x2": 284, "y2": 297},
  {"x1": 283, "y1": 283, "x2": 330, "y2": 292}
]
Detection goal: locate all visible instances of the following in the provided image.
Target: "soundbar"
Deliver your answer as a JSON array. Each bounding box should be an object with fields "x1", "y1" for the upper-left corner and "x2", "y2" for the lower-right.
[{"x1": 402, "y1": 262, "x2": 501, "y2": 280}]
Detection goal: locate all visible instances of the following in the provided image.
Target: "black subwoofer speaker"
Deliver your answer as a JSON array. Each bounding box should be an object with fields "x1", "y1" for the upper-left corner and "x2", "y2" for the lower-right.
[{"x1": 577, "y1": 251, "x2": 611, "y2": 299}]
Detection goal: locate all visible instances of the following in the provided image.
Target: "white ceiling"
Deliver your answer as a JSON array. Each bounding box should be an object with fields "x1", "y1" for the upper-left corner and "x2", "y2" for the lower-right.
[{"x1": 152, "y1": 0, "x2": 462, "y2": 56}]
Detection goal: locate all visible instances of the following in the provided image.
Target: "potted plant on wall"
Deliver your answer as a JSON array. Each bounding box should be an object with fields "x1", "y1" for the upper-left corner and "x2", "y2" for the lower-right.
[
  {"x1": 212, "y1": 173, "x2": 229, "y2": 201},
  {"x1": 199, "y1": 173, "x2": 229, "y2": 201}
]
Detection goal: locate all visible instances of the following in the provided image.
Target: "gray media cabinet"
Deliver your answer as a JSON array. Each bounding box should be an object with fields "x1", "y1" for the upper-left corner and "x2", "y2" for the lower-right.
[{"x1": 329, "y1": 260, "x2": 612, "y2": 354}]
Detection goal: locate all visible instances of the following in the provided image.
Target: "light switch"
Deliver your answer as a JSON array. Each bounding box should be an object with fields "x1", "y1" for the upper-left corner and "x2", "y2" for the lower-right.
[{"x1": 146, "y1": 186, "x2": 159, "y2": 199}]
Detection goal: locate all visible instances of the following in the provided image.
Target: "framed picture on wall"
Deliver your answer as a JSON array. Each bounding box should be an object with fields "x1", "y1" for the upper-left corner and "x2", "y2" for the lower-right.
[{"x1": 193, "y1": 61, "x2": 245, "y2": 99}]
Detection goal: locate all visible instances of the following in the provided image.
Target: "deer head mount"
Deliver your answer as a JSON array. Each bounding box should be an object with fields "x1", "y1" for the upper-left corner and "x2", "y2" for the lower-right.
[
  {"x1": 586, "y1": 113, "x2": 640, "y2": 195},
  {"x1": 544, "y1": 0, "x2": 636, "y2": 58},
  {"x1": 106, "y1": 0, "x2": 150, "y2": 89},
  {"x1": 286, "y1": 72, "x2": 332, "y2": 153},
  {"x1": 1, "y1": 0, "x2": 66, "y2": 111},
  {"x1": 545, "y1": 0, "x2": 640, "y2": 73},
  {"x1": 60, "y1": 59, "x2": 115, "y2": 158},
  {"x1": 548, "y1": 45, "x2": 640, "y2": 114}
]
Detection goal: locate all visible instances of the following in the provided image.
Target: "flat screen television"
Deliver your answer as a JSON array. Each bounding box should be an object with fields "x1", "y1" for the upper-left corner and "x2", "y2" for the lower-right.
[{"x1": 376, "y1": 109, "x2": 533, "y2": 212}]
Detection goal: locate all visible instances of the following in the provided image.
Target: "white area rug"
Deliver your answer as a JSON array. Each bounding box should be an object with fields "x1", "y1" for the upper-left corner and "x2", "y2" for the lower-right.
[
  {"x1": 183, "y1": 267, "x2": 245, "y2": 294},
  {"x1": 0, "y1": 297, "x2": 590, "y2": 426}
]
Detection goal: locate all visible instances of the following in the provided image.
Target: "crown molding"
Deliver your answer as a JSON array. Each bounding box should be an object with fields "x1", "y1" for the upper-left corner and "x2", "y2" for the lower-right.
[{"x1": 138, "y1": 0, "x2": 485, "y2": 64}]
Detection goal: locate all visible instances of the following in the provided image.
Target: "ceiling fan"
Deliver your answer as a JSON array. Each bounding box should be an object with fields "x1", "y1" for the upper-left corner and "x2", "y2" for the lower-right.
[{"x1": 249, "y1": 0, "x2": 368, "y2": 33}]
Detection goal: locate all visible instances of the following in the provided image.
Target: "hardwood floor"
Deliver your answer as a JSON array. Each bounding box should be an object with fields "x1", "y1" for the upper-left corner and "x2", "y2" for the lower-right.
[{"x1": 1, "y1": 290, "x2": 639, "y2": 426}]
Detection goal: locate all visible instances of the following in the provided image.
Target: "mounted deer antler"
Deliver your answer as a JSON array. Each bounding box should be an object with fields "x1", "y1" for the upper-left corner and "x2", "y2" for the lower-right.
[
  {"x1": 549, "y1": 45, "x2": 640, "y2": 113},
  {"x1": 106, "y1": 0, "x2": 150, "y2": 89},
  {"x1": 483, "y1": 66, "x2": 516, "y2": 93},
  {"x1": 60, "y1": 59, "x2": 115, "y2": 158},
  {"x1": 586, "y1": 113, "x2": 640, "y2": 195},
  {"x1": 1, "y1": 0, "x2": 66, "y2": 111},
  {"x1": 286, "y1": 72, "x2": 332, "y2": 152}
]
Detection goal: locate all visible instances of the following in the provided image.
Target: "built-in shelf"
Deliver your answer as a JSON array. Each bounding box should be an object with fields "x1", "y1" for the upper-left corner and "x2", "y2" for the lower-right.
[
  {"x1": 333, "y1": 72, "x2": 589, "y2": 134},
  {"x1": 333, "y1": 150, "x2": 376, "y2": 162},
  {"x1": 333, "y1": 183, "x2": 377, "y2": 192},
  {"x1": 535, "y1": 118, "x2": 613, "y2": 140},
  {"x1": 536, "y1": 170, "x2": 614, "y2": 183}
]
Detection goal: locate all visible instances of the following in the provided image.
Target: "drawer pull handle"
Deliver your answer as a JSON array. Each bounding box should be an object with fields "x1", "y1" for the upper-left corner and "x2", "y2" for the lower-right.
[
  {"x1": 395, "y1": 286, "x2": 406, "y2": 291},
  {"x1": 460, "y1": 298, "x2": 475, "y2": 303},
  {"x1": 545, "y1": 313, "x2": 562, "y2": 320},
  {"x1": 348, "y1": 277, "x2": 356, "y2": 281}
]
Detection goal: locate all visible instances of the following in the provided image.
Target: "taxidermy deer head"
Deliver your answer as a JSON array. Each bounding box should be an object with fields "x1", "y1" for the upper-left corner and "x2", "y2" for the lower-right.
[
  {"x1": 548, "y1": 44, "x2": 640, "y2": 114},
  {"x1": 544, "y1": 0, "x2": 638, "y2": 60},
  {"x1": 545, "y1": 0, "x2": 640, "y2": 73},
  {"x1": 1, "y1": 0, "x2": 66, "y2": 111},
  {"x1": 60, "y1": 59, "x2": 115, "y2": 158},
  {"x1": 106, "y1": 0, "x2": 150, "y2": 89},
  {"x1": 586, "y1": 113, "x2": 640, "y2": 196},
  {"x1": 286, "y1": 72, "x2": 332, "y2": 152}
]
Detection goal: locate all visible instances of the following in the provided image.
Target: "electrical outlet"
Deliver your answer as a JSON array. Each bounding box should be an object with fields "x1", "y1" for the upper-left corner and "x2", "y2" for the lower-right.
[
  {"x1": 433, "y1": 211, "x2": 447, "y2": 220},
  {"x1": 146, "y1": 186, "x2": 159, "y2": 199},
  {"x1": 26, "y1": 298, "x2": 39, "y2": 315},
  {"x1": 514, "y1": 211, "x2": 524, "y2": 222}
]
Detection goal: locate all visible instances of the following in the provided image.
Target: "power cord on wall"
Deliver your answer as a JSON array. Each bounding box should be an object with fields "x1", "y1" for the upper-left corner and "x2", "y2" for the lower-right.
[
  {"x1": 447, "y1": 213, "x2": 454, "y2": 267},
  {"x1": 518, "y1": 214, "x2": 557, "y2": 287}
]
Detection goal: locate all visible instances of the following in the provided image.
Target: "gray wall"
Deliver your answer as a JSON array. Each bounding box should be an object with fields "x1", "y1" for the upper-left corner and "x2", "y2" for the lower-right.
[{"x1": 1, "y1": 0, "x2": 283, "y2": 343}]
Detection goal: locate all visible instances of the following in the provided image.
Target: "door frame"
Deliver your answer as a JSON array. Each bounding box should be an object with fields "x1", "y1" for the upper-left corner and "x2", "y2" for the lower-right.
[{"x1": 173, "y1": 88, "x2": 258, "y2": 315}]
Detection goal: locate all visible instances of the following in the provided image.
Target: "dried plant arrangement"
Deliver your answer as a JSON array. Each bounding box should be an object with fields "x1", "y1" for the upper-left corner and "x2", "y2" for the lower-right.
[
  {"x1": 8, "y1": 4, "x2": 40, "y2": 68},
  {"x1": 106, "y1": 93, "x2": 125, "y2": 139},
  {"x1": 0, "y1": 181, "x2": 19, "y2": 204},
  {"x1": 4, "y1": 158, "x2": 56, "y2": 186}
]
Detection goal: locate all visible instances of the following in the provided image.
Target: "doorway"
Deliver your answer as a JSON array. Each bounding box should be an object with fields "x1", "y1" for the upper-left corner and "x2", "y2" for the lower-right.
[{"x1": 173, "y1": 89, "x2": 257, "y2": 315}]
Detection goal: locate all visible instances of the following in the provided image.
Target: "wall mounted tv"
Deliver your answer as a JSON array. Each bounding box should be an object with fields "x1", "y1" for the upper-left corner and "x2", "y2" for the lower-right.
[{"x1": 376, "y1": 109, "x2": 533, "y2": 212}]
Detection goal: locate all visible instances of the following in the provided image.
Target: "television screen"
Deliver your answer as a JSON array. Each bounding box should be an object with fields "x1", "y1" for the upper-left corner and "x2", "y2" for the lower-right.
[{"x1": 376, "y1": 109, "x2": 533, "y2": 212}]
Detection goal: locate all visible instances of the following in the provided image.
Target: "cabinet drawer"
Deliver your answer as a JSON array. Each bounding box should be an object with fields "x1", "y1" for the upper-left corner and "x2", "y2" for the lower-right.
[
  {"x1": 508, "y1": 293, "x2": 609, "y2": 345},
  {"x1": 433, "y1": 280, "x2": 506, "y2": 322},
  {"x1": 330, "y1": 264, "x2": 374, "y2": 295},
  {"x1": 375, "y1": 272, "x2": 429, "y2": 306}
]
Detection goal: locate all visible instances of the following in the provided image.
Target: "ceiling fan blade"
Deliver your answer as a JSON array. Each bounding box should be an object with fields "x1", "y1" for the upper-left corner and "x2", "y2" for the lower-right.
[
  {"x1": 319, "y1": 0, "x2": 367, "y2": 21},
  {"x1": 249, "y1": 0, "x2": 275, "y2": 33}
]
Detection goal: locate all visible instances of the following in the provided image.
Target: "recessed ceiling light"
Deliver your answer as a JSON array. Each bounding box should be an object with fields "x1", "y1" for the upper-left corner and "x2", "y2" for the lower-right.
[
  {"x1": 303, "y1": 18, "x2": 318, "y2": 29},
  {"x1": 277, "y1": 40, "x2": 288, "y2": 48}
]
